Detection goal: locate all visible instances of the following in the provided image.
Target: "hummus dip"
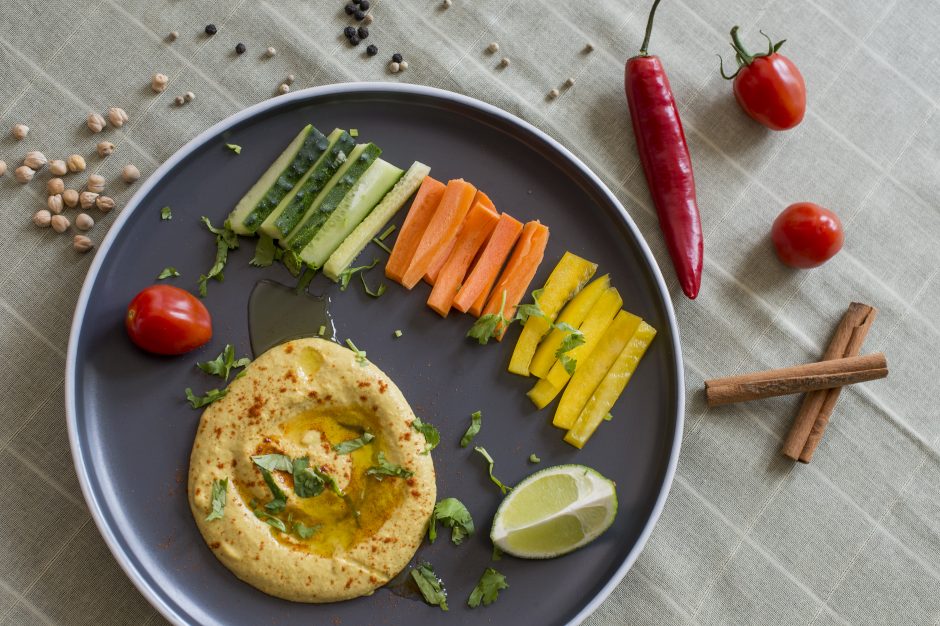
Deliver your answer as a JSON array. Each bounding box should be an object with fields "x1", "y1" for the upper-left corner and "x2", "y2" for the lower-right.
[{"x1": 188, "y1": 338, "x2": 436, "y2": 602}]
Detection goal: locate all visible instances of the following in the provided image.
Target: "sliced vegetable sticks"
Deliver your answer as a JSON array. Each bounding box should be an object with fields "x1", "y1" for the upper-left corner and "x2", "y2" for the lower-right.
[
  {"x1": 424, "y1": 191, "x2": 494, "y2": 285},
  {"x1": 553, "y1": 310, "x2": 641, "y2": 429},
  {"x1": 480, "y1": 221, "x2": 550, "y2": 340},
  {"x1": 401, "y1": 179, "x2": 477, "y2": 289},
  {"x1": 427, "y1": 201, "x2": 499, "y2": 316},
  {"x1": 565, "y1": 321, "x2": 657, "y2": 449},
  {"x1": 529, "y1": 275, "x2": 609, "y2": 378},
  {"x1": 508, "y1": 252, "x2": 598, "y2": 376},
  {"x1": 385, "y1": 176, "x2": 446, "y2": 283},
  {"x1": 453, "y1": 213, "x2": 523, "y2": 315}
]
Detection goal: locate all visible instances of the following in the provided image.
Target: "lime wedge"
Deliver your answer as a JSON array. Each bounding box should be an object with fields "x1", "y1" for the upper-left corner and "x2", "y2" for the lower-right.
[{"x1": 490, "y1": 464, "x2": 617, "y2": 558}]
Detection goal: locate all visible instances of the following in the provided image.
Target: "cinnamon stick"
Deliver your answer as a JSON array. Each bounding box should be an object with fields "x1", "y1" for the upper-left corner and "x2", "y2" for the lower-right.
[
  {"x1": 798, "y1": 306, "x2": 878, "y2": 462},
  {"x1": 780, "y1": 303, "x2": 877, "y2": 460},
  {"x1": 704, "y1": 353, "x2": 887, "y2": 406}
]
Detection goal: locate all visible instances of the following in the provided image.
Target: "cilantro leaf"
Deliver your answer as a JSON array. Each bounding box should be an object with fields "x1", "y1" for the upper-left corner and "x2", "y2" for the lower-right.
[
  {"x1": 333, "y1": 432, "x2": 375, "y2": 454},
  {"x1": 467, "y1": 567, "x2": 509, "y2": 608},
  {"x1": 412, "y1": 417, "x2": 440, "y2": 453},
  {"x1": 459, "y1": 411, "x2": 482, "y2": 448},
  {"x1": 514, "y1": 289, "x2": 548, "y2": 324},
  {"x1": 554, "y1": 322, "x2": 585, "y2": 375},
  {"x1": 160, "y1": 206, "x2": 172, "y2": 220},
  {"x1": 253, "y1": 508, "x2": 286, "y2": 532},
  {"x1": 366, "y1": 451, "x2": 414, "y2": 481},
  {"x1": 250, "y1": 234, "x2": 277, "y2": 267},
  {"x1": 197, "y1": 217, "x2": 239, "y2": 297},
  {"x1": 291, "y1": 457, "x2": 343, "y2": 498},
  {"x1": 259, "y1": 467, "x2": 287, "y2": 513},
  {"x1": 492, "y1": 545, "x2": 503, "y2": 561},
  {"x1": 410, "y1": 562, "x2": 448, "y2": 611},
  {"x1": 344, "y1": 338, "x2": 368, "y2": 365},
  {"x1": 603, "y1": 412, "x2": 613, "y2": 421},
  {"x1": 251, "y1": 453, "x2": 292, "y2": 473},
  {"x1": 197, "y1": 344, "x2": 251, "y2": 380},
  {"x1": 185, "y1": 387, "x2": 228, "y2": 408},
  {"x1": 529, "y1": 453, "x2": 541, "y2": 463},
  {"x1": 281, "y1": 249, "x2": 303, "y2": 277},
  {"x1": 157, "y1": 266, "x2": 180, "y2": 280},
  {"x1": 466, "y1": 290, "x2": 512, "y2": 345},
  {"x1": 428, "y1": 497, "x2": 474, "y2": 545},
  {"x1": 338, "y1": 258, "x2": 379, "y2": 291},
  {"x1": 474, "y1": 446, "x2": 511, "y2": 494},
  {"x1": 360, "y1": 271, "x2": 387, "y2": 298},
  {"x1": 293, "y1": 521, "x2": 320, "y2": 539},
  {"x1": 295, "y1": 264, "x2": 317, "y2": 294},
  {"x1": 225, "y1": 143, "x2": 242, "y2": 154},
  {"x1": 205, "y1": 478, "x2": 227, "y2": 522}
]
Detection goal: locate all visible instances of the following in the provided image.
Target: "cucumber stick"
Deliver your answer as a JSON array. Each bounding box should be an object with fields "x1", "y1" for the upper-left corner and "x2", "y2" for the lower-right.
[
  {"x1": 323, "y1": 162, "x2": 431, "y2": 281},
  {"x1": 285, "y1": 143, "x2": 382, "y2": 252},
  {"x1": 227, "y1": 125, "x2": 331, "y2": 235},
  {"x1": 259, "y1": 129, "x2": 355, "y2": 240},
  {"x1": 300, "y1": 159, "x2": 404, "y2": 268}
]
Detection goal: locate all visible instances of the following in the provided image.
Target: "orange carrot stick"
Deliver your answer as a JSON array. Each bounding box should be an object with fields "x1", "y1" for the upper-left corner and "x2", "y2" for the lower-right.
[
  {"x1": 427, "y1": 201, "x2": 500, "y2": 317},
  {"x1": 454, "y1": 213, "x2": 523, "y2": 315},
  {"x1": 424, "y1": 190, "x2": 495, "y2": 286},
  {"x1": 401, "y1": 179, "x2": 477, "y2": 289},
  {"x1": 386, "y1": 177, "x2": 446, "y2": 283},
  {"x1": 480, "y1": 221, "x2": 550, "y2": 340}
]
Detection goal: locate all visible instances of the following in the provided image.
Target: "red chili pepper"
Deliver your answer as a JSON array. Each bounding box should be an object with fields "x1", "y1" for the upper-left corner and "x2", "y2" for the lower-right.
[
  {"x1": 720, "y1": 27, "x2": 806, "y2": 131},
  {"x1": 625, "y1": 0, "x2": 703, "y2": 300}
]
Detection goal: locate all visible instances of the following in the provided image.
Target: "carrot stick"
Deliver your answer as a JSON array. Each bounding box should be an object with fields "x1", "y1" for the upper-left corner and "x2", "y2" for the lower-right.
[
  {"x1": 480, "y1": 221, "x2": 550, "y2": 340},
  {"x1": 401, "y1": 179, "x2": 477, "y2": 289},
  {"x1": 423, "y1": 190, "x2": 495, "y2": 286},
  {"x1": 454, "y1": 214, "x2": 523, "y2": 315},
  {"x1": 427, "y1": 201, "x2": 500, "y2": 317},
  {"x1": 385, "y1": 177, "x2": 446, "y2": 283}
]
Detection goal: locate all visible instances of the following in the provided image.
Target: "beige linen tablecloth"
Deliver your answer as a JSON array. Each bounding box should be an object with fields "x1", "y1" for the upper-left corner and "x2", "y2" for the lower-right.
[{"x1": 1, "y1": 0, "x2": 938, "y2": 624}]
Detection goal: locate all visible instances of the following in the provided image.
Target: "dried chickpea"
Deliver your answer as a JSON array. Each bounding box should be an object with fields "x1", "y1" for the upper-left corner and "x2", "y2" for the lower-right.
[
  {"x1": 0, "y1": 160, "x2": 6, "y2": 176},
  {"x1": 97, "y1": 141, "x2": 115, "y2": 157},
  {"x1": 87, "y1": 112, "x2": 107, "y2": 133},
  {"x1": 47, "y1": 177, "x2": 65, "y2": 195},
  {"x1": 75, "y1": 213, "x2": 95, "y2": 231},
  {"x1": 121, "y1": 164, "x2": 140, "y2": 183},
  {"x1": 23, "y1": 151, "x2": 47, "y2": 170},
  {"x1": 49, "y1": 159, "x2": 68, "y2": 176},
  {"x1": 62, "y1": 189, "x2": 79, "y2": 208},
  {"x1": 15, "y1": 165, "x2": 35, "y2": 183},
  {"x1": 73, "y1": 235, "x2": 94, "y2": 253},
  {"x1": 79, "y1": 191, "x2": 99, "y2": 210},
  {"x1": 95, "y1": 195, "x2": 116, "y2": 212},
  {"x1": 152, "y1": 73, "x2": 169, "y2": 93},
  {"x1": 107, "y1": 107, "x2": 128, "y2": 127},
  {"x1": 33, "y1": 210, "x2": 52, "y2": 228},
  {"x1": 277, "y1": 83, "x2": 290, "y2": 95},
  {"x1": 51, "y1": 214, "x2": 70, "y2": 233},
  {"x1": 47, "y1": 194, "x2": 64, "y2": 214},
  {"x1": 67, "y1": 154, "x2": 86, "y2": 173},
  {"x1": 12, "y1": 123, "x2": 29, "y2": 140},
  {"x1": 86, "y1": 174, "x2": 105, "y2": 194}
]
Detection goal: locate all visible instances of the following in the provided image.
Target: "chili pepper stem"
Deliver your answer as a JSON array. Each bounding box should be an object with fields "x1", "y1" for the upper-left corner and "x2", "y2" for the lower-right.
[{"x1": 639, "y1": 0, "x2": 663, "y2": 56}]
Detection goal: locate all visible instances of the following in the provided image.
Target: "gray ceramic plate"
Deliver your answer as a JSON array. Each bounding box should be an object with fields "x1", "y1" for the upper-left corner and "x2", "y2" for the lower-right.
[{"x1": 66, "y1": 83, "x2": 683, "y2": 626}]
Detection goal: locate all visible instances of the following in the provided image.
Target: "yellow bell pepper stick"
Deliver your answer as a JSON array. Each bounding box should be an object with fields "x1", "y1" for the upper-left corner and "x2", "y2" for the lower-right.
[
  {"x1": 564, "y1": 321, "x2": 657, "y2": 449},
  {"x1": 508, "y1": 252, "x2": 597, "y2": 376},
  {"x1": 552, "y1": 310, "x2": 641, "y2": 429}
]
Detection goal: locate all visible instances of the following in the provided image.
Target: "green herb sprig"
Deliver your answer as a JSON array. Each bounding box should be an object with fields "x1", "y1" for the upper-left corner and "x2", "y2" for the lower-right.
[
  {"x1": 474, "y1": 446, "x2": 511, "y2": 494},
  {"x1": 459, "y1": 411, "x2": 482, "y2": 448},
  {"x1": 428, "y1": 497, "x2": 474, "y2": 545},
  {"x1": 467, "y1": 567, "x2": 509, "y2": 608}
]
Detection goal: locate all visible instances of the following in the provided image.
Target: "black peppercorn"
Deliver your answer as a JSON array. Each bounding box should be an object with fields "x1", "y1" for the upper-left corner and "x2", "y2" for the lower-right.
[
  {"x1": 391, "y1": 53, "x2": 403, "y2": 63},
  {"x1": 349, "y1": 34, "x2": 360, "y2": 46},
  {"x1": 354, "y1": 9, "x2": 366, "y2": 20},
  {"x1": 344, "y1": 26, "x2": 356, "y2": 38},
  {"x1": 366, "y1": 44, "x2": 378, "y2": 56},
  {"x1": 359, "y1": 0, "x2": 370, "y2": 9},
  {"x1": 344, "y1": 3, "x2": 356, "y2": 14},
  {"x1": 204, "y1": 24, "x2": 217, "y2": 35},
  {"x1": 357, "y1": 27, "x2": 369, "y2": 39},
  {"x1": 235, "y1": 42, "x2": 246, "y2": 54}
]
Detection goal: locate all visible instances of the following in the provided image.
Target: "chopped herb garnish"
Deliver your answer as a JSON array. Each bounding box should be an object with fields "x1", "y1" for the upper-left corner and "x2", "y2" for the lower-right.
[
  {"x1": 293, "y1": 521, "x2": 320, "y2": 539},
  {"x1": 250, "y1": 234, "x2": 277, "y2": 267},
  {"x1": 360, "y1": 271, "x2": 387, "y2": 297},
  {"x1": 350, "y1": 128, "x2": 359, "y2": 138},
  {"x1": 474, "y1": 446, "x2": 511, "y2": 494},
  {"x1": 295, "y1": 265, "x2": 317, "y2": 294},
  {"x1": 225, "y1": 143, "x2": 242, "y2": 154},
  {"x1": 466, "y1": 290, "x2": 512, "y2": 345},
  {"x1": 412, "y1": 416, "x2": 440, "y2": 453},
  {"x1": 160, "y1": 206, "x2": 172, "y2": 220},
  {"x1": 514, "y1": 289, "x2": 547, "y2": 324},
  {"x1": 366, "y1": 451, "x2": 414, "y2": 481},
  {"x1": 529, "y1": 453, "x2": 541, "y2": 463},
  {"x1": 394, "y1": 329, "x2": 403, "y2": 338},
  {"x1": 338, "y1": 258, "x2": 379, "y2": 291},
  {"x1": 603, "y1": 412, "x2": 613, "y2": 421},
  {"x1": 345, "y1": 338, "x2": 368, "y2": 365},
  {"x1": 317, "y1": 325, "x2": 327, "y2": 336},
  {"x1": 291, "y1": 456, "x2": 344, "y2": 498},
  {"x1": 157, "y1": 266, "x2": 180, "y2": 280},
  {"x1": 205, "y1": 478, "x2": 228, "y2": 522},
  {"x1": 251, "y1": 453, "x2": 292, "y2": 472},
  {"x1": 467, "y1": 567, "x2": 508, "y2": 608},
  {"x1": 197, "y1": 344, "x2": 251, "y2": 380},
  {"x1": 411, "y1": 562, "x2": 448, "y2": 611},
  {"x1": 428, "y1": 497, "x2": 474, "y2": 545},
  {"x1": 554, "y1": 322, "x2": 585, "y2": 375},
  {"x1": 185, "y1": 387, "x2": 228, "y2": 408},
  {"x1": 281, "y1": 249, "x2": 303, "y2": 277},
  {"x1": 259, "y1": 467, "x2": 287, "y2": 513},
  {"x1": 333, "y1": 432, "x2": 375, "y2": 454},
  {"x1": 253, "y1": 508, "x2": 287, "y2": 532},
  {"x1": 492, "y1": 545, "x2": 503, "y2": 561},
  {"x1": 372, "y1": 238, "x2": 392, "y2": 254},
  {"x1": 378, "y1": 224, "x2": 396, "y2": 240},
  {"x1": 197, "y1": 217, "x2": 239, "y2": 297},
  {"x1": 459, "y1": 411, "x2": 482, "y2": 448}
]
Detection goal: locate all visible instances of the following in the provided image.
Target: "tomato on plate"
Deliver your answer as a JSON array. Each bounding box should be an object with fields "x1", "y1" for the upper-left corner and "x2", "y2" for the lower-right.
[
  {"x1": 771, "y1": 202, "x2": 844, "y2": 269},
  {"x1": 720, "y1": 26, "x2": 806, "y2": 131},
  {"x1": 126, "y1": 285, "x2": 212, "y2": 355}
]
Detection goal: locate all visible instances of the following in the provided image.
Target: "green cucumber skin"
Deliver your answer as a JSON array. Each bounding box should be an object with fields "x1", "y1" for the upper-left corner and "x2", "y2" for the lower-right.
[
  {"x1": 287, "y1": 144, "x2": 383, "y2": 253},
  {"x1": 301, "y1": 160, "x2": 404, "y2": 268},
  {"x1": 270, "y1": 132, "x2": 356, "y2": 238},
  {"x1": 239, "y1": 126, "x2": 330, "y2": 233}
]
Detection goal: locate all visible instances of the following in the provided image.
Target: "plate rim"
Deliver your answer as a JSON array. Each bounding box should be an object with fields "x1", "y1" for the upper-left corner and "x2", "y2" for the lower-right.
[{"x1": 65, "y1": 82, "x2": 685, "y2": 626}]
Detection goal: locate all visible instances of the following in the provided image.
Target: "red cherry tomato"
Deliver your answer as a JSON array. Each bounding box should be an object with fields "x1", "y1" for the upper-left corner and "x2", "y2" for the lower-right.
[
  {"x1": 771, "y1": 203, "x2": 844, "y2": 269},
  {"x1": 126, "y1": 285, "x2": 212, "y2": 355},
  {"x1": 721, "y1": 27, "x2": 806, "y2": 131}
]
